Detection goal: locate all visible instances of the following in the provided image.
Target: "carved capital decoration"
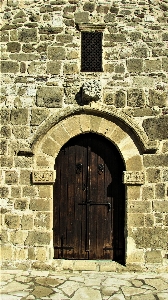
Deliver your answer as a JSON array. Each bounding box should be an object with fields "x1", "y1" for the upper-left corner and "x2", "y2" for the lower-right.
[
  {"x1": 32, "y1": 170, "x2": 55, "y2": 184},
  {"x1": 123, "y1": 171, "x2": 145, "y2": 185},
  {"x1": 82, "y1": 80, "x2": 102, "y2": 104}
]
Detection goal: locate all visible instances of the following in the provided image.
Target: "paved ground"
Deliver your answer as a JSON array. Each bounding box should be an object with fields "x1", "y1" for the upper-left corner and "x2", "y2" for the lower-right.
[{"x1": 1, "y1": 270, "x2": 168, "y2": 300}]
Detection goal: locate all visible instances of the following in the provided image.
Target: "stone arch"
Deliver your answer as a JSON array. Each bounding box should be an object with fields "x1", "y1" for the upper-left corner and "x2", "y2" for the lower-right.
[{"x1": 31, "y1": 104, "x2": 158, "y2": 157}]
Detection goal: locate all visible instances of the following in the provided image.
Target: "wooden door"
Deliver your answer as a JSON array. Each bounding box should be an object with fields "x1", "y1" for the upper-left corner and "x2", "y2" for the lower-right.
[{"x1": 53, "y1": 133, "x2": 125, "y2": 262}]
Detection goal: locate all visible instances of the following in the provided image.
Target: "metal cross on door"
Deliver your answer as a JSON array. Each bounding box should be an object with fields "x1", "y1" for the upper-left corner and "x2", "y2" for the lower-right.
[{"x1": 53, "y1": 133, "x2": 125, "y2": 263}]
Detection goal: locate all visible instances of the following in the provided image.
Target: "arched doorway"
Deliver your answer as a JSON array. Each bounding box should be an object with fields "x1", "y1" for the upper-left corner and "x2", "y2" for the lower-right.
[{"x1": 53, "y1": 133, "x2": 125, "y2": 263}]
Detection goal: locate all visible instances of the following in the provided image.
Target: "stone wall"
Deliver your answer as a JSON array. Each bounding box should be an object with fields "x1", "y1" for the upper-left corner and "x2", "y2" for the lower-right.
[{"x1": 1, "y1": 0, "x2": 168, "y2": 271}]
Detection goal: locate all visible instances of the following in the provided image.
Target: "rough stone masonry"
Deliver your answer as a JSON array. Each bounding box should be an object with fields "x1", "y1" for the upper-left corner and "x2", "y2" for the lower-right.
[{"x1": 0, "y1": 0, "x2": 168, "y2": 271}]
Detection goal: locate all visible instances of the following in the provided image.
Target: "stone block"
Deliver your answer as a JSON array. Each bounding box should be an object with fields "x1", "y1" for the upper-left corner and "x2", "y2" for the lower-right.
[
  {"x1": 74, "y1": 260, "x2": 97, "y2": 271},
  {"x1": 30, "y1": 198, "x2": 51, "y2": 211},
  {"x1": 153, "y1": 201, "x2": 168, "y2": 212},
  {"x1": 62, "y1": 116, "x2": 81, "y2": 137},
  {"x1": 15, "y1": 157, "x2": 32, "y2": 168},
  {"x1": 23, "y1": 186, "x2": 37, "y2": 197},
  {"x1": 133, "y1": 47, "x2": 149, "y2": 58},
  {"x1": 42, "y1": 137, "x2": 60, "y2": 157},
  {"x1": 31, "y1": 108, "x2": 49, "y2": 126},
  {"x1": 14, "y1": 248, "x2": 28, "y2": 260},
  {"x1": 127, "y1": 59, "x2": 143, "y2": 73},
  {"x1": 28, "y1": 247, "x2": 36, "y2": 260},
  {"x1": 146, "y1": 168, "x2": 161, "y2": 183},
  {"x1": 0, "y1": 156, "x2": 13, "y2": 168},
  {"x1": 20, "y1": 62, "x2": 26, "y2": 73},
  {"x1": 131, "y1": 227, "x2": 168, "y2": 248},
  {"x1": 148, "y1": 90, "x2": 167, "y2": 108},
  {"x1": 10, "y1": 53, "x2": 39, "y2": 61},
  {"x1": 28, "y1": 62, "x2": 46, "y2": 74},
  {"x1": 0, "y1": 140, "x2": 8, "y2": 155},
  {"x1": 56, "y1": 34, "x2": 73, "y2": 43},
  {"x1": 11, "y1": 109, "x2": 28, "y2": 125},
  {"x1": 115, "y1": 90, "x2": 127, "y2": 107},
  {"x1": 145, "y1": 214, "x2": 154, "y2": 227},
  {"x1": 1, "y1": 61, "x2": 19, "y2": 73},
  {"x1": 36, "y1": 86, "x2": 63, "y2": 108},
  {"x1": 155, "y1": 183, "x2": 166, "y2": 199},
  {"x1": 1, "y1": 125, "x2": 11, "y2": 138},
  {"x1": 11, "y1": 187, "x2": 21, "y2": 198},
  {"x1": 83, "y1": 2, "x2": 95, "y2": 12},
  {"x1": 38, "y1": 185, "x2": 52, "y2": 198},
  {"x1": 5, "y1": 171, "x2": 18, "y2": 185},
  {"x1": 0, "y1": 109, "x2": 10, "y2": 124},
  {"x1": 12, "y1": 126, "x2": 30, "y2": 139},
  {"x1": 22, "y1": 43, "x2": 35, "y2": 53},
  {"x1": 126, "y1": 156, "x2": 143, "y2": 171},
  {"x1": 127, "y1": 250, "x2": 144, "y2": 263},
  {"x1": 15, "y1": 199, "x2": 28, "y2": 210},
  {"x1": 104, "y1": 64, "x2": 115, "y2": 73},
  {"x1": 0, "y1": 187, "x2": 9, "y2": 198},
  {"x1": 145, "y1": 250, "x2": 162, "y2": 263},
  {"x1": 142, "y1": 186, "x2": 154, "y2": 200},
  {"x1": 162, "y1": 32, "x2": 168, "y2": 41},
  {"x1": 127, "y1": 89, "x2": 145, "y2": 107},
  {"x1": 74, "y1": 12, "x2": 89, "y2": 23},
  {"x1": 18, "y1": 28, "x2": 37, "y2": 42},
  {"x1": 25, "y1": 231, "x2": 51, "y2": 246},
  {"x1": 5, "y1": 214, "x2": 20, "y2": 229},
  {"x1": 104, "y1": 92, "x2": 114, "y2": 105},
  {"x1": 127, "y1": 185, "x2": 141, "y2": 201},
  {"x1": 50, "y1": 125, "x2": 70, "y2": 146},
  {"x1": 115, "y1": 64, "x2": 125, "y2": 73},
  {"x1": 20, "y1": 170, "x2": 31, "y2": 185},
  {"x1": 104, "y1": 13, "x2": 116, "y2": 23},
  {"x1": 63, "y1": 63, "x2": 79, "y2": 74},
  {"x1": 162, "y1": 57, "x2": 168, "y2": 71},
  {"x1": 7, "y1": 42, "x2": 21, "y2": 52},
  {"x1": 129, "y1": 201, "x2": 152, "y2": 213},
  {"x1": 36, "y1": 156, "x2": 50, "y2": 167},
  {"x1": 21, "y1": 215, "x2": 34, "y2": 230},
  {"x1": 1, "y1": 245, "x2": 13, "y2": 260},
  {"x1": 34, "y1": 212, "x2": 50, "y2": 229},
  {"x1": 1, "y1": 30, "x2": 9, "y2": 42},
  {"x1": 162, "y1": 141, "x2": 168, "y2": 153},
  {"x1": 144, "y1": 59, "x2": 162, "y2": 72},
  {"x1": 143, "y1": 155, "x2": 168, "y2": 167},
  {"x1": 128, "y1": 213, "x2": 144, "y2": 227},
  {"x1": 10, "y1": 230, "x2": 28, "y2": 244},
  {"x1": 163, "y1": 169, "x2": 168, "y2": 182},
  {"x1": 99, "y1": 261, "x2": 117, "y2": 272},
  {"x1": 97, "y1": 5, "x2": 109, "y2": 14},
  {"x1": 47, "y1": 61, "x2": 61, "y2": 75},
  {"x1": 36, "y1": 247, "x2": 47, "y2": 261},
  {"x1": 48, "y1": 46, "x2": 66, "y2": 60}
]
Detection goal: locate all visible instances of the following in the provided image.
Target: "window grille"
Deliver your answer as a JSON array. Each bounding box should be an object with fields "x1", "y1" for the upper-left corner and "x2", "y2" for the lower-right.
[{"x1": 81, "y1": 32, "x2": 103, "y2": 72}]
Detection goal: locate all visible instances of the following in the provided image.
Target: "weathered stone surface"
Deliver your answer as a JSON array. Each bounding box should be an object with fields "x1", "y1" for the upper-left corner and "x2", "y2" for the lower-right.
[
  {"x1": 31, "y1": 108, "x2": 49, "y2": 125},
  {"x1": 104, "y1": 13, "x2": 116, "y2": 23},
  {"x1": 144, "y1": 59, "x2": 162, "y2": 72},
  {"x1": 143, "y1": 155, "x2": 168, "y2": 167},
  {"x1": 127, "y1": 89, "x2": 145, "y2": 107},
  {"x1": 11, "y1": 109, "x2": 28, "y2": 125},
  {"x1": 28, "y1": 62, "x2": 46, "y2": 74},
  {"x1": 32, "y1": 286, "x2": 53, "y2": 298},
  {"x1": 162, "y1": 57, "x2": 168, "y2": 71},
  {"x1": 47, "y1": 61, "x2": 61, "y2": 74},
  {"x1": 71, "y1": 287, "x2": 102, "y2": 300},
  {"x1": 14, "y1": 199, "x2": 28, "y2": 210},
  {"x1": 104, "y1": 93, "x2": 114, "y2": 105},
  {"x1": 25, "y1": 232, "x2": 50, "y2": 245},
  {"x1": 5, "y1": 214, "x2": 20, "y2": 229},
  {"x1": 148, "y1": 90, "x2": 167, "y2": 107},
  {"x1": 7, "y1": 42, "x2": 21, "y2": 52},
  {"x1": 36, "y1": 86, "x2": 63, "y2": 107},
  {"x1": 146, "y1": 168, "x2": 161, "y2": 183},
  {"x1": 145, "y1": 250, "x2": 162, "y2": 263},
  {"x1": 153, "y1": 201, "x2": 168, "y2": 212},
  {"x1": 56, "y1": 34, "x2": 73, "y2": 43},
  {"x1": 5, "y1": 171, "x2": 18, "y2": 184},
  {"x1": 127, "y1": 59, "x2": 143, "y2": 73},
  {"x1": 63, "y1": 63, "x2": 79, "y2": 74},
  {"x1": 131, "y1": 227, "x2": 168, "y2": 248},
  {"x1": 74, "y1": 12, "x2": 89, "y2": 23},
  {"x1": 18, "y1": 28, "x2": 37, "y2": 42},
  {"x1": 48, "y1": 46, "x2": 66, "y2": 60},
  {"x1": 30, "y1": 198, "x2": 51, "y2": 211},
  {"x1": 1, "y1": 61, "x2": 19, "y2": 73},
  {"x1": 21, "y1": 215, "x2": 34, "y2": 230}
]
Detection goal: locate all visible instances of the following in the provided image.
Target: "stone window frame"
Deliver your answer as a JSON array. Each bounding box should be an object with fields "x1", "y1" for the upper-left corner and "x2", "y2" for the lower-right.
[{"x1": 78, "y1": 23, "x2": 106, "y2": 73}]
